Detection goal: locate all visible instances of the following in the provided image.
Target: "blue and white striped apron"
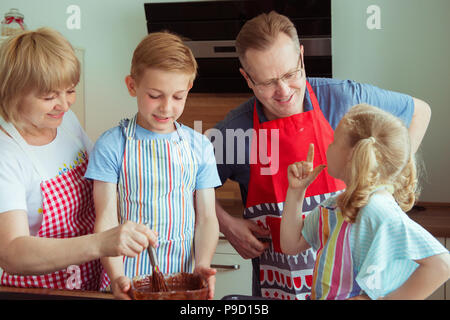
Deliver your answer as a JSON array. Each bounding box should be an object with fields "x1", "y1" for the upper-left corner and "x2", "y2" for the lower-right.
[{"x1": 118, "y1": 115, "x2": 197, "y2": 279}]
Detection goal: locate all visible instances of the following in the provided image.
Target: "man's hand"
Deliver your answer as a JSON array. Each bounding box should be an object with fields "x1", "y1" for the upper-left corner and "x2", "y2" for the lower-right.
[{"x1": 222, "y1": 216, "x2": 271, "y2": 259}]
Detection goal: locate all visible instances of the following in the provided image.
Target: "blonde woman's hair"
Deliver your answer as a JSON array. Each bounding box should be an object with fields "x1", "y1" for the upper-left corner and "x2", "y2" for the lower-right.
[
  {"x1": 130, "y1": 31, "x2": 197, "y2": 84},
  {"x1": 0, "y1": 27, "x2": 80, "y2": 123},
  {"x1": 235, "y1": 11, "x2": 300, "y2": 69},
  {"x1": 337, "y1": 104, "x2": 419, "y2": 223}
]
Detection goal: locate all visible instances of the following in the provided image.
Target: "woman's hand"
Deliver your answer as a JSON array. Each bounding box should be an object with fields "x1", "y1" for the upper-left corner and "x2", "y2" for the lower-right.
[
  {"x1": 100, "y1": 221, "x2": 158, "y2": 258},
  {"x1": 287, "y1": 144, "x2": 326, "y2": 190},
  {"x1": 194, "y1": 266, "x2": 217, "y2": 300}
]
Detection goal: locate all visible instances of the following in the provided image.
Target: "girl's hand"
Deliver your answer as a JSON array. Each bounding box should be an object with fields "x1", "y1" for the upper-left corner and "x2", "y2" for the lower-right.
[
  {"x1": 194, "y1": 266, "x2": 217, "y2": 300},
  {"x1": 111, "y1": 275, "x2": 132, "y2": 300},
  {"x1": 287, "y1": 144, "x2": 326, "y2": 190}
]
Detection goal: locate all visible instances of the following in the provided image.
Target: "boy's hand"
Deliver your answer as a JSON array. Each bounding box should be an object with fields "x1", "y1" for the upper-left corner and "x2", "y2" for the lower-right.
[
  {"x1": 194, "y1": 266, "x2": 217, "y2": 300},
  {"x1": 287, "y1": 144, "x2": 326, "y2": 190},
  {"x1": 111, "y1": 276, "x2": 132, "y2": 300}
]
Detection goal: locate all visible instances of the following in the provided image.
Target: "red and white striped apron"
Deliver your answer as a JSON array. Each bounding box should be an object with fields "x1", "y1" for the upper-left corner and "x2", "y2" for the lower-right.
[
  {"x1": 100, "y1": 115, "x2": 197, "y2": 288},
  {"x1": 0, "y1": 118, "x2": 102, "y2": 290},
  {"x1": 244, "y1": 81, "x2": 346, "y2": 299}
]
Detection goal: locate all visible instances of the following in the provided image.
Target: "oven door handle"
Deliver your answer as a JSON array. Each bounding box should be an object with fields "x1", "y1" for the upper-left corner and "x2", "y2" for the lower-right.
[{"x1": 211, "y1": 264, "x2": 240, "y2": 270}]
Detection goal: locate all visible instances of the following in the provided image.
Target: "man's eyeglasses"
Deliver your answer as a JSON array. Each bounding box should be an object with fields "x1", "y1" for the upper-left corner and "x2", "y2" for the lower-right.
[{"x1": 245, "y1": 56, "x2": 304, "y2": 93}]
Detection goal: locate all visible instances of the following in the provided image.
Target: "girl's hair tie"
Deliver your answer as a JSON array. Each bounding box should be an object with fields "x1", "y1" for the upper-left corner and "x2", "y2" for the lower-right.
[{"x1": 367, "y1": 136, "x2": 376, "y2": 144}]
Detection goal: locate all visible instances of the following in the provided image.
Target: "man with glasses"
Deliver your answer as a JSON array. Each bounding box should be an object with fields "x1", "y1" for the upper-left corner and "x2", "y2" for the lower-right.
[{"x1": 210, "y1": 11, "x2": 430, "y2": 300}]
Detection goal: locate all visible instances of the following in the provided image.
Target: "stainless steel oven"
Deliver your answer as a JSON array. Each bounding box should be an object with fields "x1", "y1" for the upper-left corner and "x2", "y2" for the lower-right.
[{"x1": 144, "y1": 0, "x2": 331, "y2": 93}]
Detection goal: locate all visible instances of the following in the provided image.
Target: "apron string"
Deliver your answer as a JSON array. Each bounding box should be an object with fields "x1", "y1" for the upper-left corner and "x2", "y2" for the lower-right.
[
  {"x1": 305, "y1": 81, "x2": 320, "y2": 112},
  {"x1": 123, "y1": 113, "x2": 185, "y2": 141}
]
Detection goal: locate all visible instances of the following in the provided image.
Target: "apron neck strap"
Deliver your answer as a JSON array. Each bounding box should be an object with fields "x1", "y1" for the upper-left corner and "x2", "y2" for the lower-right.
[
  {"x1": 123, "y1": 114, "x2": 185, "y2": 141},
  {"x1": 370, "y1": 184, "x2": 395, "y2": 195},
  {"x1": 305, "y1": 80, "x2": 320, "y2": 112},
  {"x1": 123, "y1": 115, "x2": 137, "y2": 139}
]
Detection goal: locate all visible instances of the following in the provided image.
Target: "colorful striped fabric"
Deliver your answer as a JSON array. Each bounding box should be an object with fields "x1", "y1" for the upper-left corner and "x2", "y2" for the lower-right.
[
  {"x1": 118, "y1": 116, "x2": 197, "y2": 279},
  {"x1": 311, "y1": 206, "x2": 362, "y2": 299}
]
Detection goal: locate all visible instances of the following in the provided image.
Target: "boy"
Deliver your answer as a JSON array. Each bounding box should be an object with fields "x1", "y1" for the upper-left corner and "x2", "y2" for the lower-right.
[{"x1": 85, "y1": 32, "x2": 221, "y2": 299}]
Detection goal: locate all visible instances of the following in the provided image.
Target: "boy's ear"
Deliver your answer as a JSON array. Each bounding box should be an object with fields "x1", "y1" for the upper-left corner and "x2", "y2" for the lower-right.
[{"x1": 125, "y1": 75, "x2": 137, "y2": 97}]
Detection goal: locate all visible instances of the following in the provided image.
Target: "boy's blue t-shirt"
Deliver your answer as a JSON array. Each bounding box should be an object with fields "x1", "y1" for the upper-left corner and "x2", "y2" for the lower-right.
[{"x1": 85, "y1": 120, "x2": 222, "y2": 190}]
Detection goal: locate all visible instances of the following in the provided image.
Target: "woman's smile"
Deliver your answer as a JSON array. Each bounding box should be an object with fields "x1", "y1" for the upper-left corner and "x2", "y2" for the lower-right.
[{"x1": 47, "y1": 112, "x2": 65, "y2": 119}]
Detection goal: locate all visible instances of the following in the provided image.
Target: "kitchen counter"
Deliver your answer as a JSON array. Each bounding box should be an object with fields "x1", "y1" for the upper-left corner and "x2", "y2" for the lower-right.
[
  {"x1": 0, "y1": 285, "x2": 113, "y2": 300},
  {"x1": 0, "y1": 203, "x2": 447, "y2": 300},
  {"x1": 407, "y1": 203, "x2": 450, "y2": 238},
  {"x1": 218, "y1": 199, "x2": 450, "y2": 238}
]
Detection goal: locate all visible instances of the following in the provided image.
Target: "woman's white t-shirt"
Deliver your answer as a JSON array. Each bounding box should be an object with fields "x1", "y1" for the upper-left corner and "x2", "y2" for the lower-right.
[{"x1": 0, "y1": 110, "x2": 93, "y2": 235}]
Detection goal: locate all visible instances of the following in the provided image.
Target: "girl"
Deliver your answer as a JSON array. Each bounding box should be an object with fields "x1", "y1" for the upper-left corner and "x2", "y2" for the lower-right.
[{"x1": 280, "y1": 103, "x2": 449, "y2": 300}]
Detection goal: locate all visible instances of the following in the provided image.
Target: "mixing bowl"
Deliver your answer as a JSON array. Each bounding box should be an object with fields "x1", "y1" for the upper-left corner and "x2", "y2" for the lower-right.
[{"x1": 131, "y1": 272, "x2": 208, "y2": 300}]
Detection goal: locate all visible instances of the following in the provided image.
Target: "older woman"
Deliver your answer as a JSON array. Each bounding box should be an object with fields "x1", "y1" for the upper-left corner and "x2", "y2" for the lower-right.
[{"x1": 0, "y1": 27, "x2": 157, "y2": 290}]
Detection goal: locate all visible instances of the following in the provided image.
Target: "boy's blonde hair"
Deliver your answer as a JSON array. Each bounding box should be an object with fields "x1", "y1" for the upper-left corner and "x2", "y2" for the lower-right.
[
  {"x1": 337, "y1": 104, "x2": 419, "y2": 223},
  {"x1": 0, "y1": 27, "x2": 80, "y2": 123},
  {"x1": 130, "y1": 31, "x2": 197, "y2": 84},
  {"x1": 235, "y1": 11, "x2": 300, "y2": 69}
]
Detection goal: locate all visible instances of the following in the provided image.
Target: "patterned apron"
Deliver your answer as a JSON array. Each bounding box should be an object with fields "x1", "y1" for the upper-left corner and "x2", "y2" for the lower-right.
[
  {"x1": 101, "y1": 115, "x2": 197, "y2": 287},
  {"x1": 245, "y1": 81, "x2": 346, "y2": 300},
  {"x1": 0, "y1": 118, "x2": 102, "y2": 290},
  {"x1": 311, "y1": 204, "x2": 362, "y2": 300}
]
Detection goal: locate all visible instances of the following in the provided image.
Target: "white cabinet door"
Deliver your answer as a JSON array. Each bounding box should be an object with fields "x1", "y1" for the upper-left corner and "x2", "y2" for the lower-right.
[{"x1": 212, "y1": 236, "x2": 252, "y2": 300}]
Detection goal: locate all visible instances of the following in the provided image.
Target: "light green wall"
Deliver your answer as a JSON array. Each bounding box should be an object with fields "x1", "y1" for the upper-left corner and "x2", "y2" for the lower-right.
[
  {"x1": 332, "y1": 0, "x2": 450, "y2": 202},
  {"x1": 1, "y1": 1, "x2": 448, "y2": 202},
  {"x1": 0, "y1": 0, "x2": 205, "y2": 141}
]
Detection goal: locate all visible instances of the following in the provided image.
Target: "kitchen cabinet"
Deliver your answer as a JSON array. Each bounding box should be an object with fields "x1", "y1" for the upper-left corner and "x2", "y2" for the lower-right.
[{"x1": 212, "y1": 235, "x2": 252, "y2": 300}]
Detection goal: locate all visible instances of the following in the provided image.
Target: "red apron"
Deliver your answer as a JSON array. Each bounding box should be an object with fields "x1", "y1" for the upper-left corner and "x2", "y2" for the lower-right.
[
  {"x1": 245, "y1": 81, "x2": 346, "y2": 300},
  {"x1": 0, "y1": 121, "x2": 102, "y2": 290}
]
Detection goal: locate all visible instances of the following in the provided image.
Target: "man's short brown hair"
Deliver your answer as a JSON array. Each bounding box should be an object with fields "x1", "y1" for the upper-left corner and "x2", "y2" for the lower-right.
[{"x1": 235, "y1": 11, "x2": 300, "y2": 68}]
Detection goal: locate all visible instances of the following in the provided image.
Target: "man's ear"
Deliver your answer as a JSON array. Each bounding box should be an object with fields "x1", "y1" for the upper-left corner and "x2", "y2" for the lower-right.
[
  {"x1": 239, "y1": 68, "x2": 253, "y2": 89},
  {"x1": 125, "y1": 75, "x2": 137, "y2": 97},
  {"x1": 300, "y1": 44, "x2": 305, "y2": 70}
]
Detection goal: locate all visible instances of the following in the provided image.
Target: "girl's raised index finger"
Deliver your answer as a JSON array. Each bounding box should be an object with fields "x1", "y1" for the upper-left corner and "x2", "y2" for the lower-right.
[{"x1": 307, "y1": 143, "x2": 314, "y2": 163}]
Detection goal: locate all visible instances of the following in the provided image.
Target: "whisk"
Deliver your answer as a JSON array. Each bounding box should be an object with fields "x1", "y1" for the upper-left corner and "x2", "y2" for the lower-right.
[{"x1": 147, "y1": 244, "x2": 169, "y2": 292}]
